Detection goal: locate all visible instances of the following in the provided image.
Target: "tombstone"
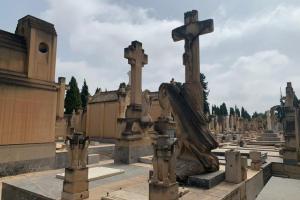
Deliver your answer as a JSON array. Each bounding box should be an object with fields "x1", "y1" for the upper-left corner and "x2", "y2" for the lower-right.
[
  {"x1": 149, "y1": 115, "x2": 178, "y2": 200},
  {"x1": 114, "y1": 41, "x2": 153, "y2": 164},
  {"x1": 157, "y1": 10, "x2": 219, "y2": 181},
  {"x1": 282, "y1": 82, "x2": 300, "y2": 165},
  {"x1": 229, "y1": 115, "x2": 234, "y2": 131},
  {"x1": 250, "y1": 151, "x2": 267, "y2": 171},
  {"x1": 225, "y1": 116, "x2": 230, "y2": 132},
  {"x1": 225, "y1": 150, "x2": 247, "y2": 184},
  {"x1": 61, "y1": 132, "x2": 89, "y2": 200},
  {"x1": 266, "y1": 110, "x2": 272, "y2": 131}
]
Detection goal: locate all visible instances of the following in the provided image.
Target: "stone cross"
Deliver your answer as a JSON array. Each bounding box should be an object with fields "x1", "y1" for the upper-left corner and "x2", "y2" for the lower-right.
[
  {"x1": 172, "y1": 10, "x2": 213, "y2": 84},
  {"x1": 124, "y1": 41, "x2": 148, "y2": 106}
]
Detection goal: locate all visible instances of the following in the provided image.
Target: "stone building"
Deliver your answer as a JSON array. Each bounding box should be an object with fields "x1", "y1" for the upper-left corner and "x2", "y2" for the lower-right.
[
  {"x1": 86, "y1": 83, "x2": 161, "y2": 139},
  {"x1": 0, "y1": 15, "x2": 66, "y2": 175}
]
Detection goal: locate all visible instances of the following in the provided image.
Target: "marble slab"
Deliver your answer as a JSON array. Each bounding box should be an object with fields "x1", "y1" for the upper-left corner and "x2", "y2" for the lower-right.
[{"x1": 56, "y1": 167, "x2": 124, "y2": 181}]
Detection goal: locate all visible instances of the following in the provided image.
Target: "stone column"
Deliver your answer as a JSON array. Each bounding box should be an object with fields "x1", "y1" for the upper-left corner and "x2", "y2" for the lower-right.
[
  {"x1": 57, "y1": 77, "x2": 66, "y2": 119},
  {"x1": 266, "y1": 110, "x2": 272, "y2": 131},
  {"x1": 225, "y1": 150, "x2": 247, "y2": 183},
  {"x1": 62, "y1": 133, "x2": 89, "y2": 200},
  {"x1": 225, "y1": 116, "x2": 230, "y2": 132},
  {"x1": 149, "y1": 116, "x2": 178, "y2": 200},
  {"x1": 282, "y1": 82, "x2": 299, "y2": 165}
]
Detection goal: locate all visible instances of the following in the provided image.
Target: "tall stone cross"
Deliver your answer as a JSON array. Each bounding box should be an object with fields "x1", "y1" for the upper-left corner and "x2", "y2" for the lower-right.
[
  {"x1": 124, "y1": 41, "x2": 148, "y2": 106},
  {"x1": 172, "y1": 10, "x2": 214, "y2": 83}
]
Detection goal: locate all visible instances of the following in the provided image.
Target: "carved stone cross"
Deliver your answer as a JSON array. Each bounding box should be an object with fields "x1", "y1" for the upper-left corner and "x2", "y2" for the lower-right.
[
  {"x1": 124, "y1": 41, "x2": 148, "y2": 106},
  {"x1": 172, "y1": 10, "x2": 213, "y2": 83}
]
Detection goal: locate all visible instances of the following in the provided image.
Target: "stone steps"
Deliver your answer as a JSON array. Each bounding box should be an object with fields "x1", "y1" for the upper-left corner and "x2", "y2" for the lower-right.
[
  {"x1": 88, "y1": 154, "x2": 100, "y2": 165},
  {"x1": 138, "y1": 156, "x2": 152, "y2": 164}
]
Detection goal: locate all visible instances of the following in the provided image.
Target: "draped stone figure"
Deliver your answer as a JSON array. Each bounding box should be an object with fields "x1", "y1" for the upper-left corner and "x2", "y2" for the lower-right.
[
  {"x1": 158, "y1": 83, "x2": 219, "y2": 181},
  {"x1": 156, "y1": 10, "x2": 219, "y2": 181}
]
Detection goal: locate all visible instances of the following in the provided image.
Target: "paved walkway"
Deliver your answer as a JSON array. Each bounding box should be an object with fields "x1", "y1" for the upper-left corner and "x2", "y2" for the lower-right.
[{"x1": 257, "y1": 176, "x2": 300, "y2": 200}]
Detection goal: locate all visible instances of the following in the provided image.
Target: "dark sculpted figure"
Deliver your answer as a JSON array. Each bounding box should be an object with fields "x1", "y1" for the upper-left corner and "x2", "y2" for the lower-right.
[
  {"x1": 158, "y1": 83, "x2": 219, "y2": 181},
  {"x1": 158, "y1": 10, "x2": 219, "y2": 181}
]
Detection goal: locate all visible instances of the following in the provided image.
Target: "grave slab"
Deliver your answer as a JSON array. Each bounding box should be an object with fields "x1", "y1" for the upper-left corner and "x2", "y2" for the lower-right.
[
  {"x1": 187, "y1": 170, "x2": 225, "y2": 189},
  {"x1": 56, "y1": 167, "x2": 124, "y2": 181}
]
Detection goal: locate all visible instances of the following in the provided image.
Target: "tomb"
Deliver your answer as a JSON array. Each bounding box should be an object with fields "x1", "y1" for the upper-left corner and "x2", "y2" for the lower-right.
[{"x1": 0, "y1": 15, "x2": 67, "y2": 176}]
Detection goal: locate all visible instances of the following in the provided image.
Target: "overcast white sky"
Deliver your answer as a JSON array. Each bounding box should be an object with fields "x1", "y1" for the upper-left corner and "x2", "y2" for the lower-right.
[{"x1": 1, "y1": 0, "x2": 299, "y2": 114}]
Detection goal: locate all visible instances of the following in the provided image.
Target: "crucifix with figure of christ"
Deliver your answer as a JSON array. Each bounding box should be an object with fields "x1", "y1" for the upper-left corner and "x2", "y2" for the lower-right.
[{"x1": 172, "y1": 10, "x2": 214, "y2": 84}]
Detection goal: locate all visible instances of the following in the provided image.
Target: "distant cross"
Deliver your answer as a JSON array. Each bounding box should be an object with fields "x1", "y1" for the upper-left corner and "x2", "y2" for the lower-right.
[
  {"x1": 172, "y1": 10, "x2": 214, "y2": 83},
  {"x1": 124, "y1": 41, "x2": 148, "y2": 106}
]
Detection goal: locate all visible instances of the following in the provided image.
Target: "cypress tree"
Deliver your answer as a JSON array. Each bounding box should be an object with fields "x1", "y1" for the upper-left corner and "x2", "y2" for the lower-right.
[
  {"x1": 64, "y1": 76, "x2": 82, "y2": 114},
  {"x1": 220, "y1": 102, "x2": 228, "y2": 116},
  {"x1": 200, "y1": 73, "x2": 210, "y2": 114},
  {"x1": 80, "y1": 79, "x2": 90, "y2": 110},
  {"x1": 229, "y1": 107, "x2": 235, "y2": 116},
  {"x1": 235, "y1": 106, "x2": 241, "y2": 117}
]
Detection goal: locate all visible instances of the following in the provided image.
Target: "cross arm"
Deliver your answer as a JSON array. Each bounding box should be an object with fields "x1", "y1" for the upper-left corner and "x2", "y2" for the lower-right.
[{"x1": 172, "y1": 19, "x2": 214, "y2": 42}]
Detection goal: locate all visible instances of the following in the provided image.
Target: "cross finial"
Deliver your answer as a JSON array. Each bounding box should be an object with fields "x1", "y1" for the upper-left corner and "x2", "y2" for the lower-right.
[
  {"x1": 124, "y1": 41, "x2": 147, "y2": 106},
  {"x1": 124, "y1": 41, "x2": 148, "y2": 66}
]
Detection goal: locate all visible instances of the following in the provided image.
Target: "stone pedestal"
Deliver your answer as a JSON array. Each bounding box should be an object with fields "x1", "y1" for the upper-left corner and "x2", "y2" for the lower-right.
[
  {"x1": 283, "y1": 106, "x2": 299, "y2": 165},
  {"x1": 61, "y1": 132, "x2": 89, "y2": 200},
  {"x1": 61, "y1": 168, "x2": 89, "y2": 200},
  {"x1": 250, "y1": 151, "x2": 267, "y2": 171},
  {"x1": 149, "y1": 117, "x2": 179, "y2": 200},
  {"x1": 149, "y1": 182, "x2": 178, "y2": 200},
  {"x1": 225, "y1": 150, "x2": 247, "y2": 184},
  {"x1": 114, "y1": 136, "x2": 153, "y2": 164}
]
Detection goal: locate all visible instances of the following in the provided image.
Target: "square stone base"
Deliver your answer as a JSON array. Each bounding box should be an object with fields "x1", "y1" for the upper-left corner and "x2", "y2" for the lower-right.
[
  {"x1": 114, "y1": 137, "x2": 153, "y2": 164},
  {"x1": 187, "y1": 170, "x2": 225, "y2": 189},
  {"x1": 61, "y1": 190, "x2": 89, "y2": 200},
  {"x1": 149, "y1": 182, "x2": 178, "y2": 200}
]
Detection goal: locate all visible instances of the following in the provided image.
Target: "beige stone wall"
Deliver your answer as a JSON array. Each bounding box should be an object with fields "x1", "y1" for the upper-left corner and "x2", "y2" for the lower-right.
[
  {"x1": 0, "y1": 47, "x2": 26, "y2": 74},
  {"x1": 26, "y1": 29, "x2": 57, "y2": 82},
  {"x1": 150, "y1": 100, "x2": 161, "y2": 121},
  {"x1": 0, "y1": 84, "x2": 56, "y2": 145},
  {"x1": 86, "y1": 101, "x2": 120, "y2": 139}
]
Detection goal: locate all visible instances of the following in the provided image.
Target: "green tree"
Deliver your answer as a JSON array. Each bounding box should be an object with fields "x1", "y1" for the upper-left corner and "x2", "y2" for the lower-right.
[
  {"x1": 241, "y1": 107, "x2": 251, "y2": 120},
  {"x1": 235, "y1": 106, "x2": 241, "y2": 117},
  {"x1": 64, "y1": 76, "x2": 82, "y2": 114},
  {"x1": 80, "y1": 79, "x2": 90, "y2": 110},
  {"x1": 220, "y1": 102, "x2": 228, "y2": 116},
  {"x1": 200, "y1": 73, "x2": 210, "y2": 114},
  {"x1": 95, "y1": 87, "x2": 101, "y2": 94},
  {"x1": 229, "y1": 107, "x2": 235, "y2": 116}
]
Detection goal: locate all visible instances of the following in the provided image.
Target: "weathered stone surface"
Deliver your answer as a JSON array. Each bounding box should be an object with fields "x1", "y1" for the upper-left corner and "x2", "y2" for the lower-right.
[
  {"x1": 187, "y1": 170, "x2": 225, "y2": 189},
  {"x1": 88, "y1": 154, "x2": 100, "y2": 165},
  {"x1": 149, "y1": 117, "x2": 178, "y2": 200},
  {"x1": 57, "y1": 167, "x2": 124, "y2": 181},
  {"x1": 1, "y1": 183, "x2": 53, "y2": 200},
  {"x1": 0, "y1": 143, "x2": 55, "y2": 176},
  {"x1": 149, "y1": 183, "x2": 178, "y2": 200},
  {"x1": 114, "y1": 137, "x2": 153, "y2": 164},
  {"x1": 158, "y1": 83, "x2": 219, "y2": 181},
  {"x1": 62, "y1": 133, "x2": 89, "y2": 200},
  {"x1": 225, "y1": 150, "x2": 247, "y2": 184}
]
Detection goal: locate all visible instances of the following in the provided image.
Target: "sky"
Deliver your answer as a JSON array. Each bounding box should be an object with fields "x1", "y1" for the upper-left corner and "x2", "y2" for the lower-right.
[{"x1": 1, "y1": 0, "x2": 300, "y2": 114}]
